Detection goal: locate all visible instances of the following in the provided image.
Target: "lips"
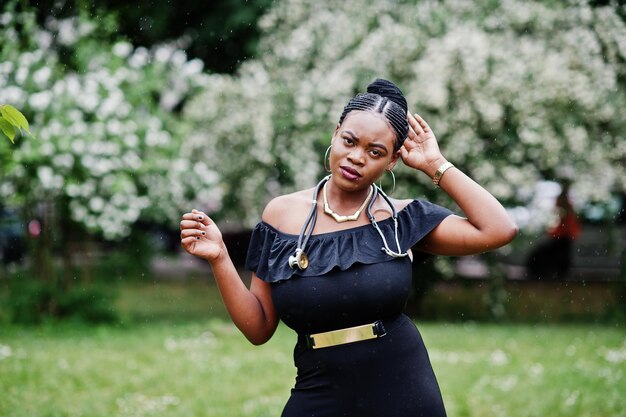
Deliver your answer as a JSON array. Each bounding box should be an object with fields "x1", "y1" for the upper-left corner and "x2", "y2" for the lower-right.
[{"x1": 339, "y1": 166, "x2": 361, "y2": 180}]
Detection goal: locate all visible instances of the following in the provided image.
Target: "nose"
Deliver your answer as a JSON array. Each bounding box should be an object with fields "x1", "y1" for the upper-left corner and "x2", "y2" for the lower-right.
[{"x1": 347, "y1": 148, "x2": 365, "y2": 165}]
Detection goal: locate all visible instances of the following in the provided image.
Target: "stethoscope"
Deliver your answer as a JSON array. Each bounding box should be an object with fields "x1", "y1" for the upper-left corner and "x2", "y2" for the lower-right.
[{"x1": 288, "y1": 175, "x2": 408, "y2": 270}]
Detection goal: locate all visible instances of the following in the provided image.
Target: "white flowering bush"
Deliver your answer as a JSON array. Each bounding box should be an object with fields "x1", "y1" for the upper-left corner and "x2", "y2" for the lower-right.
[
  {"x1": 186, "y1": 0, "x2": 626, "y2": 229},
  {"x1": 184, "y1": 62, "x2": 310, "y2": 226},
  {"x1": 0, "y1": 6, "x2": 221, "y2": 240}
]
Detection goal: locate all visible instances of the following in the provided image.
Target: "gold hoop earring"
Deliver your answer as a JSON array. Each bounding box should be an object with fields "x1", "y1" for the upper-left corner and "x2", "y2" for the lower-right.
[
  {"x1": 324, "y1": 145, "x2": 332, "y2": 172},
  {"x1": 380, "y1": 169, "x2": 396, "y2": 194}
]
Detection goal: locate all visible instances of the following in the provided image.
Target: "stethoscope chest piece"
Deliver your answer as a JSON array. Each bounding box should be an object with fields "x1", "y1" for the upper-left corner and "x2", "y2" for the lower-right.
[{"x1": 289, "y1": 249, "x2": 309, "y2": 270}]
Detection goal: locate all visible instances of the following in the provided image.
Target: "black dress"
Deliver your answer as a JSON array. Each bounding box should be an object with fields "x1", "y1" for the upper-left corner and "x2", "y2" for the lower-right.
[{"x1": 246, "y1": 199, "x2": 452, "y2": 417}]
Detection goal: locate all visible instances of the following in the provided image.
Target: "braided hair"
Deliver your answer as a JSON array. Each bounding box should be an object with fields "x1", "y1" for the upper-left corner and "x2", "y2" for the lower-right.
[{"x1": 337, "y1": 79, "x2": 409, "y2": 153}]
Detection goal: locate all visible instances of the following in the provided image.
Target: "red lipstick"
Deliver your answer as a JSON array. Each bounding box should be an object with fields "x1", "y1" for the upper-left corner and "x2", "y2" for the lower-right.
[{"x1": 339, "y1": 166, "x2": 361, "y2": 181}]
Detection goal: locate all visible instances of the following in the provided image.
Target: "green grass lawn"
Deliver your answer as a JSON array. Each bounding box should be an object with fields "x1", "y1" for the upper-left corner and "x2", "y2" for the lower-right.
[{"x1": 1, "y1": 280, "x2": 625, "y2": 417}]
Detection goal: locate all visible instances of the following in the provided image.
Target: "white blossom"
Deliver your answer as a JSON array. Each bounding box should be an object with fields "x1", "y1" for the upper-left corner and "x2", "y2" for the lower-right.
[
  {"x1": 0, "y1": 12, "x2": 12, "y2": 26},
  {"x1": 1, "y1": 86, "x2": 25, "y2": 103},
  {"x1": 35, "y1": 30, "x2": 53, "y2": 50},
  {"x1": 57, "y1": 18, "x2": 79, "y2": 45},
  {"x1": 112, "y1": 41, "x2": 133, "y2": 58},
  {"x1": 52, "y1": 154, "x2": 74, "y2": 169},
  {"x1": 28, "y1": 91, "x2": 52, "y2": 110},
  {"x1": 128, "y1": 47, "x2": 150, "y2": 68},
  {"x1": 88, "y1": 196, "x2": 105, "y2": 213},
  {"x1": 154, "y1": 44, "x2": 174, "y2": 63},
  {"x1": 32, "y1": 66, "x2": 51, "y2": 86},
  {"x1": 182, "y1": 58, "x2": 204, "y2": 77}
]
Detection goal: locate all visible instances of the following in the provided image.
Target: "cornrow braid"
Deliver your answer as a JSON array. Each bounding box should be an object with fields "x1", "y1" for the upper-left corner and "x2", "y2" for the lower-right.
[
  {"x1": 337, "y1": 79, "x2": 409, "y2": 153},
  {"x1": 385, "y1": 107, "x2": 409, "y2": 147},
  {"x1": 377, "y1": 97, "x2": 389, "y2": 113},
  {"x1": 337, "y1": 93, "x2": 380, "y2": 126}
]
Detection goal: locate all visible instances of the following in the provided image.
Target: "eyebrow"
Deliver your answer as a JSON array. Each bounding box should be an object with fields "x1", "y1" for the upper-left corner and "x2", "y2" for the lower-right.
[{"x1": 341, "y1": 130, "x2": 389, "y2": 153}]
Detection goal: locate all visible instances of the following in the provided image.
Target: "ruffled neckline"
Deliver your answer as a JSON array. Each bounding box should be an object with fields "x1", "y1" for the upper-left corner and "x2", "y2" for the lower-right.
[
  {"x1": 258, "y1": 214, "x2": 396, "y2": 240},
  {"x1": 245, "y1": 199, "x2": 453, "y2": 283}
]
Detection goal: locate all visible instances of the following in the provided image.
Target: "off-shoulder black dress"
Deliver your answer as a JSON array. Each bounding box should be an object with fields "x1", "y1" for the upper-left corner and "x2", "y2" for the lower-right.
[{"x1": 245, "y1": 199, "x2": 452, "y2": 417}]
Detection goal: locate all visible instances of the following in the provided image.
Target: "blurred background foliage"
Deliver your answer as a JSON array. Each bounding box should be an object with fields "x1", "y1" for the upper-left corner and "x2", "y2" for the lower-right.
[
  {"x1": 184, "y1": 0, "x2": 626, "y2": 227},
  {"x1": 0, "y1": 0, "x2": 625, "y2": 324},
  {"x1": 26, "y1": 0, "x2": 274, "y2": 74}
]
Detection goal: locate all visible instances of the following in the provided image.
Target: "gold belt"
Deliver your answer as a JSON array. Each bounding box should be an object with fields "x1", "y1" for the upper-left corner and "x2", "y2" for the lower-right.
[{"x1": 306, "y1": 320, "x2": 387, "y2": 349}]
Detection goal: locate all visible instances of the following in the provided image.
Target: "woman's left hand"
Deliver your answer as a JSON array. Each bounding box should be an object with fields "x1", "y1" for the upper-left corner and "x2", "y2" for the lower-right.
[
  {"x1": 402, "y1": 113, "x2": 518, "y2": 256},
  {"x1": 400, "y1": 112, "x2": 447, "y2": 177}
]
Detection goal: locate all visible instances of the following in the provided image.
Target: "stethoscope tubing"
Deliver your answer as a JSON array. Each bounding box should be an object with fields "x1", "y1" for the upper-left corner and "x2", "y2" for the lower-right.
[{"x1": 289, "y1": 175, "x2": 407, "y2": 270}]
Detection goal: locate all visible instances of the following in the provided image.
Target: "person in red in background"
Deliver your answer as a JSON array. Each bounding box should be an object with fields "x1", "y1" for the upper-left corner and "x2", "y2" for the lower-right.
[
  {"x1": 28, "y1": 219, "x2": 41, "y2": 238},
  {"x1": 527, "y1": 180, "x2": 581, "y2": 280},
  {"x1": 548, "y1": 181, "x2": 581, "y2": 276}
]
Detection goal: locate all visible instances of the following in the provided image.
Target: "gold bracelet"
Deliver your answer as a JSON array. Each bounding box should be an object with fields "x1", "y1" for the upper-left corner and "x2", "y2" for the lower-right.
[{"x1": 432, "y1": 161, "x2": 454, "y2": 186}]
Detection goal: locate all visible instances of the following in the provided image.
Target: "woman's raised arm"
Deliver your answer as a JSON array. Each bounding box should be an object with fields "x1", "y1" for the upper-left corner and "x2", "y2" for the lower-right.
[
  {"x1": 401, "y1": 113, "x2": 518, "y2": 256},
  {"x1": 180, "y1": 209, "x2": 278, "y2": 344}
]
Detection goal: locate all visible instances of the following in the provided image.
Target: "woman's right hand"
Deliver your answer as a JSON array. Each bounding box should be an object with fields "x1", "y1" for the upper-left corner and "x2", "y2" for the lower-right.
[{"x1": 180, "y1": 209, "x2": 225, "y2": 263}]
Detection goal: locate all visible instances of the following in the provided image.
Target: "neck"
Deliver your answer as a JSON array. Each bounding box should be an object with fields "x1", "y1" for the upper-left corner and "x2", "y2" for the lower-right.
[{"x1": 325, "y1": 177, "x2": 373, "y2": 211}]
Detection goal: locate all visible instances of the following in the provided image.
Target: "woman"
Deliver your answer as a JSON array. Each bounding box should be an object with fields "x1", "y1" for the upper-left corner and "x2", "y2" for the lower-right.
[{"x1": 180, "y1": 79, "x2": 517, "y2": 416}]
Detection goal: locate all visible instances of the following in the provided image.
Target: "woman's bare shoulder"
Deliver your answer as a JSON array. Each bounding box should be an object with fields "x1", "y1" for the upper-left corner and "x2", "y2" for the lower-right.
[
  {"x1": 391, "y1": 197, "x2": 414, "y2": 211},
  {"x1": 262, "y1": 188, "x2": 316, "y2": 232},
  {"x1": 363, "y1": 195, "x2": 414, "y2": 221}
]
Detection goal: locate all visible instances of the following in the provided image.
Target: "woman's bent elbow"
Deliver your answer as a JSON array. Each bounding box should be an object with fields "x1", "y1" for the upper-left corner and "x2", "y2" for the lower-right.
[
  {"x1": 486, "y1": 222, "x2": 518, "y2": 251},
  {"x1": 242, "y1": 325, "x2": 277, "y2": 346},
  {"x1": 247, "y1": 333, "x2": 272, "y2": 346}
]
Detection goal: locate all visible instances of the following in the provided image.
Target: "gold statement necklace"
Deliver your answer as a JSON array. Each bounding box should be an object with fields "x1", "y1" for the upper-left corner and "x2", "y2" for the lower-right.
[{"x1": 323, "y1": 181, "x2": 374, "y2": 223}]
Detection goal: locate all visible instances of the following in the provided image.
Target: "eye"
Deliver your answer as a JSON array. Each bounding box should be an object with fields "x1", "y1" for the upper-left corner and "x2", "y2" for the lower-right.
[
  {"x1": 369, "y1": 149, "x2": 383, "y2": 158},
  {"x1": 343, "y1": 137, "x2": 355, "y2": 146}
]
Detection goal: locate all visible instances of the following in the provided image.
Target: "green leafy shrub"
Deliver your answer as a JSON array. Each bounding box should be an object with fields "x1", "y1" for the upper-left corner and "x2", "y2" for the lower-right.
[
  {"x1": 0, "y1": 104, "x2": 31, "y2": 143},
  {"x1": 6, "y1": 275, "x2": 117, "y2": 324},
  {"x1": 56, "y1": 285, "x2": 118, "y2": 323},
  {"x1": 0, "y1": 2, "x2": 221, "y2": 323}
]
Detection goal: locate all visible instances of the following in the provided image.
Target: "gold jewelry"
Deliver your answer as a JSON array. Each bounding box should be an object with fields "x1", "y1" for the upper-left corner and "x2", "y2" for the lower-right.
[
  {"x1": 323, "y1": 181, "x2": 373, "y2": 223},
  {"x1": 324, "y1": 145, "x2": 332, "y2": 172},
  {"x1": 378, "y1": 169, "x2": 396, "y2": 194},
  {"x1": 387, "y1": 169, "x2": 396, "y2": 194},
  {"x1": 432, "y1": 161, "x2": 454, "y2": 186},
  {"x1": 307, "y1": 320, "x2": 387, "y2": 349}
]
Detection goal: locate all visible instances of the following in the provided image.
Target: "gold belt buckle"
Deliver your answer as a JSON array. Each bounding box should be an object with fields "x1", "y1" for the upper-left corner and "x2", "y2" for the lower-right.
[{"x1": 308, "y1": 321, "x2": 386, "y2": 349}]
